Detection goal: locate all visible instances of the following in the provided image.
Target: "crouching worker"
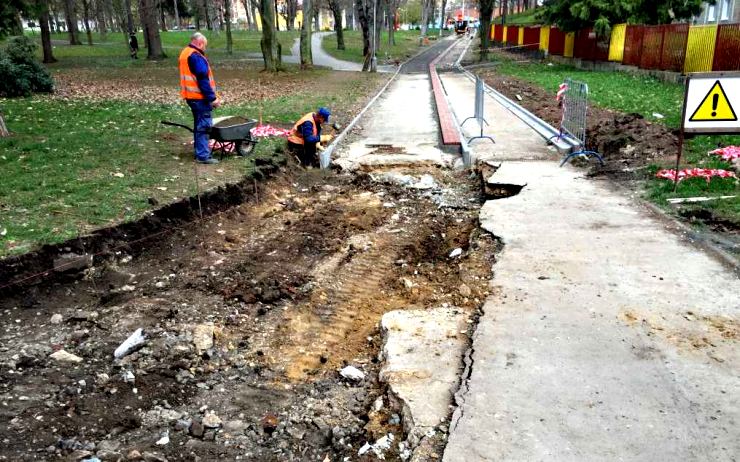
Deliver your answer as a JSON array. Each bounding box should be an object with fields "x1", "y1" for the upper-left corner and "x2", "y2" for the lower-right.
[{"x1": 287, "y1": 107, "x2": 333, "y2": 167}]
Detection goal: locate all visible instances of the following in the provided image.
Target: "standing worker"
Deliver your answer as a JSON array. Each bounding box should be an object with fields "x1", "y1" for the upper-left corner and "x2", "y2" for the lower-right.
[
  {"x1": 287, "y1": 107, "x2": 333, "y2": 168},
  {"x1": 129, "y1": 33, "x2": 139, "y2": 59},
  {"x1": 179, "y1": 32, "x2": 221, "y2": 165}
]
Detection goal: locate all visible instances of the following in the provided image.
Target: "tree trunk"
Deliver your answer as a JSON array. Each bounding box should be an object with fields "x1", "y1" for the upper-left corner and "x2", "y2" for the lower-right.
[
  {"x1": 344, "y1": 1, "x2": 353, "y2": 30},
  {"x1": 299, "y1": 0, "x2": 313, "y2": 68},
  {"x1": 82, "y1": 0, "x2": 94, "y2": 45},
  {"x1": 285, "y1": 0, "x2": 296, "y2": 30},
  {"x1": 328, "y1": 0, "x2": 344, "y2": 50},
  {"x1": 479, "y1": 0, "x2": 493, "y2": 61},
  {"x1": 355, "y1": 0, "x2": 371, "y2": 70},
  {"x1": 224, "y1": 0, "x2": 233, "y2": 53},
  {"x1": 159, "y1": 0, "x2": 167, "y2": 30},
  {"x1": 203, "y1": 0, "x2": 213, "y2": 29},
  {"x1": 95, "y1": 0, "x2": 107, "y2": 37},
  {"x1": 0, "y1": 111, "x2": 9, "y2": 138},
  {"x1": 419, "y1": 0, "x2": 429, "y2": 38},
  {"x1": 313, "y1": 6, "x2": 319, "y2": 30},
  {"x1": 64, "y1": 0, "x2": 83, "y2": 44},
  {"x1": 386, "y1": 0, "x2": 395, "y2": 46},
  {"x1": 438, "y1": 0, "x2": 445, "y2": 34},
  {"x1": 39, "y1": 0, "x2": 58, "y2": 63},
  {"x1": 259, "y1": 0, "x2": 281, "y2": 71},
  {"x1": 139, "y1": 0, "x2": 166, "y2": 58},
  {"x1": 124, "y1": 0, "x2": 135, "y2": 33},
  {"x1": 173, "y1": 0, "x2": 180, "y2": 29}
]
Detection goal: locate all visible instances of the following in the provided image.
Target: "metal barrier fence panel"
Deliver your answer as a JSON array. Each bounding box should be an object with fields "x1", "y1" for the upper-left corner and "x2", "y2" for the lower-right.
[
  {"x1": 549, "y1": 27, "x2": 566, "y2": 55},
  {"x1": 640, "y1": 25, "x2": 664, "y2": 69},
  {"x1": 564, "y1": 32, "x2": 575, "y2": 57},
  {"x1": 507, "y1": 26, "x2": 519, "y2": 44},
  {"x1": 608, "y1": 24, "x2": 627, "y2": 62},
  {"x1": 562, "y1": 78, "x2": 589, "y2": 146},
  {"x1": 494, "y1": 24, "x2": 504, "y2": 43},
  {"x1": 684, "y1": 25, "x2": 717, "y2": 73},
  {"x1": 713, "y1": 23, "x2": 740, "y2": 70},
  {"x1": 540, "y1": 26, "x2": 550, "y2": 52},
  {"x1": 623, "y1": 25, "x2": 644, "y2": 66},
  {"x1": 660, "y1": 24, "x2": 689, "y2": 72},
  {"x1": 524, "y1": 26, "x2": 541, "y2": 50}
]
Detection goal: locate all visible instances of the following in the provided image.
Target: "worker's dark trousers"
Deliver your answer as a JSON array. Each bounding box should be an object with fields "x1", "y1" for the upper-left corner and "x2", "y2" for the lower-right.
[{"x1": 287, "y1": 141, "x2": 317, "y2": 167}]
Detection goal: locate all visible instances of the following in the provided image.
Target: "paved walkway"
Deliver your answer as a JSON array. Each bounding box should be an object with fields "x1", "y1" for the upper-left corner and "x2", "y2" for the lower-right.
[
  {"x1": 442, "y1": 74, "x2": 740, "y2": 461},
  {"x1": 334, "y1": 38, "x2": 458, "y2": 170},
  {"x1": 290, "y1": 32, "x2": 395, "y2": 72}
]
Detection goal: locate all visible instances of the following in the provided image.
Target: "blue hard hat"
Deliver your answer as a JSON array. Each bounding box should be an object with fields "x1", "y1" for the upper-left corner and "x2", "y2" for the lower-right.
[{"x1": 317, "y1": 107, "x2": 331, "y2": 121}]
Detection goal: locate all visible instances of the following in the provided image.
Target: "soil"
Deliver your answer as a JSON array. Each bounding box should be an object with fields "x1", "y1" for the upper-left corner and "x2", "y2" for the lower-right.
[
  {"x1": 0, "y1": 162, "x2": 496, "y2": 461},
  {"x1": 476, "y1": 69, "x2": 680, "y2": 181}
]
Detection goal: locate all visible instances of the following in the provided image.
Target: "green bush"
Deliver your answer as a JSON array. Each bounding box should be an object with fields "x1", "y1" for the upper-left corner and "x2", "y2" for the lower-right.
[{"x1": 0, "y1": 36, "x2": 54, "y2": 98}]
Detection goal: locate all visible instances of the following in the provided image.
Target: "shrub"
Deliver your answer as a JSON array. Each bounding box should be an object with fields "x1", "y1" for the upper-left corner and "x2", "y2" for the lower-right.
[{"x1": 0, "y1": 36, "x2": 54, "y2": 98}]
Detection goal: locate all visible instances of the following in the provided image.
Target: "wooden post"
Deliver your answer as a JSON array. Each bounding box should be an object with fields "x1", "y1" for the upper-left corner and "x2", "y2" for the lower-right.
[{"x1": 674, "y1": 75, "x2": 691, "y2": 191}]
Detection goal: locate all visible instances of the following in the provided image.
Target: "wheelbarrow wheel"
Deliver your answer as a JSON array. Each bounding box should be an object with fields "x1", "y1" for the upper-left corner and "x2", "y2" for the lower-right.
[{"x1": 235, "y1": 140, "x2": 255, "y2": 157}]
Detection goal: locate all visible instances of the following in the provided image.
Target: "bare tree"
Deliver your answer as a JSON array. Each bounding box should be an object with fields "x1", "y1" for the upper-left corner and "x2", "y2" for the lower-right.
[
  {"x1": 224, "y1": 0, "x2": 233, "y2": 53},
  {"x1": 34, "y1": 0, "x2": 57, "y2": 62},
  {"x1": 419, "y1": 0, "x2": 431, "y2": 38},
  {"x1": 82, "y1": 0, "x2": 94, "y2": 45},
  {"x1": 299, "y1": 0, "x2": 313, "y2": 68},
  {"x1": 259, "y1": 0, "x2": 282, "y2": 71},
  {"x1": 139, "y1": 0, "x2": 166, "y2": 58},
  {"x1": 438, "y1": 0, "x2": 446, "y2": 33},
  {"x1": 354, "y1": 0, "x2": 372, "y2": 71},
  {"x1": 327, "y1": 0, "x2": 344, "y2": 49},
  {"x1": 63, "y1": 0, "x2": 83, "y2": 44},
  {"x1": 280, "y1": 0, "x2": 297, "y2": 30},
  {"x1": 479, "y1": 0, "x2": 493, "y2": 61}
]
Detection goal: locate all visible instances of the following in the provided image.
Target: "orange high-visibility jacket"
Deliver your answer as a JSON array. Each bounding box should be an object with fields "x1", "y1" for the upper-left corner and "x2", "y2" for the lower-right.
[
  {"x1": 287, "y1": 112, "x2": 317, "y2": 145},
  {"x1": 179, "y1": 46, "x2": 216, "y2": 100}
]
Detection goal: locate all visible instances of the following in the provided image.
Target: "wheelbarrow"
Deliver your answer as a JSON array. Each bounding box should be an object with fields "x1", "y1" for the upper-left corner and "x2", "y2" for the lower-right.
[{"x1": 161, "y1": 116, "x2": 258, "y2": 158}]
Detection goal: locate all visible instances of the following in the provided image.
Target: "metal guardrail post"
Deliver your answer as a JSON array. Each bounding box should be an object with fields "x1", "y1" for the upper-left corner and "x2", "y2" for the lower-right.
[{"x1": 461, "y1": 76, "x2": 495, "y2": 145}]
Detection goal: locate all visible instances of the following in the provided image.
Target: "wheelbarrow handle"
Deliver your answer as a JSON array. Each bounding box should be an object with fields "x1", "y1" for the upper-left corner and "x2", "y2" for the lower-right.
[{"x1": 160, "y1": 120, "x2": 194, "y2": 133}]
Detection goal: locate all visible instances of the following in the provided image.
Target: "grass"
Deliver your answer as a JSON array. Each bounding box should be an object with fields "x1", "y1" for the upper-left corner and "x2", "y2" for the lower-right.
[
  {"x1": 494, "y1": 8, "x2": 541, "y2": 26},
  {"x1": 489, "y1": 57, "x2": 740, "y2": 227},
  {"x1": 0, "y1": 63, "x2": 385, "y2": 257},
  {"x1": 320, "y1": 30, "x2": 425, "y2": 64},
  {"x1": 23, "y1": 29, "x2": 301, "y2": 68}
]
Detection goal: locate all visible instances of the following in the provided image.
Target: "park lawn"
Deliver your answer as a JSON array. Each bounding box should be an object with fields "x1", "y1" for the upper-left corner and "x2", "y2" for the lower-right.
[
  {"x1": 491, "y1": 58, "x2": 740, "y2": 226},
  {"x1": 0, "y1": 63, "x2": 386, "y2": 257},
  {"x1": 321, "y1": 30, "x2": 425, "y2": 64},
  {"x1": 35, "y1": 30, "x2": 300, "y2": 68}
]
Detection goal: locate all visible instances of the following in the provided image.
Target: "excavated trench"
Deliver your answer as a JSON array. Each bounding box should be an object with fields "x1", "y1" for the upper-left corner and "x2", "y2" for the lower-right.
[{"x1": 0, "y1": 160, "x2": 508, "y2": 461}]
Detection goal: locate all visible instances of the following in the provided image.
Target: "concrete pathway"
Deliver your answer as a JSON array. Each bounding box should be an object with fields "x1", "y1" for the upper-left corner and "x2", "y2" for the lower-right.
[
  {"x1": 442, "y1": 75, "x2": 740, "y2": 460},
  {"x1": 334, "y1": 39, "x2": 458, "y2": 170},
  {"x1": 290, "y1": 32, "x2": 395, "y2": 72}
]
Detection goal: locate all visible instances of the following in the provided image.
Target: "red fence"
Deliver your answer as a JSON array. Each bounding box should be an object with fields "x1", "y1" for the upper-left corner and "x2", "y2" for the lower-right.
[
  {"x1": 622, "y1": 25, "x2": 644, "y2": 66},
  {"x1": 713, "y1": 23, "x2": 740, "y2": 71},
  {"x1": 573, "y1": 28, "x2": 609, "y2": 61},
  {"x1": 494, "y1": 24, "x2": 504, "y2": 43},
  {"x1": 549, "y1": 27, "x2": 566, "y2": 56},
  {"x1": 523, "y1": 26, "x2": 540, "y2": 50},
  {"x1": 492, "y1": 22, "x2": 740, "y2": 73},
  {"x1": 507, "y1": 25, "x2": 519, "y2": 44}
]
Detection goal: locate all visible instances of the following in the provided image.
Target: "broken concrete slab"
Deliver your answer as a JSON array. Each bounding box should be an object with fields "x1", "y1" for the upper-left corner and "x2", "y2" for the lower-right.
[{"x1": 379, "y1": 308, "x2": 469, "y2": 447}]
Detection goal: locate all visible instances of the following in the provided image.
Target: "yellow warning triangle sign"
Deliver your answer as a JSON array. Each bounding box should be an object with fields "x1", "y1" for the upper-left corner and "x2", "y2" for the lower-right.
[{"x1": 689, "y1": 80, "x2": 738, "y2": 122}]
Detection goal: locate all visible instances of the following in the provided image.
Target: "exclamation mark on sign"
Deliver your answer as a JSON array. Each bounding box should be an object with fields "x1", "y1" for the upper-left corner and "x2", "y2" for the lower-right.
[{"x1": 712, "y1": 93, "x2": 719, "y2": 117}]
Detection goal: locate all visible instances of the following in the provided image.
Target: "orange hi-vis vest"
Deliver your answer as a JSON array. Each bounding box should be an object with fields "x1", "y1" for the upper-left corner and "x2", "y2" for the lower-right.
[
  {"x1": 179, "y1": 46, "x2": 216, "y2": 100},
  {"x1": 287, "y1": 112, "x2": 317, "y2": 145}
]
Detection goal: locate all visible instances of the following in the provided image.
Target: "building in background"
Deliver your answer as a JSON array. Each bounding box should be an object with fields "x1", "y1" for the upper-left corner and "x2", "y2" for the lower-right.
[{"x1": 696, "y1": 0, "x2": 740, "y2": 24}]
